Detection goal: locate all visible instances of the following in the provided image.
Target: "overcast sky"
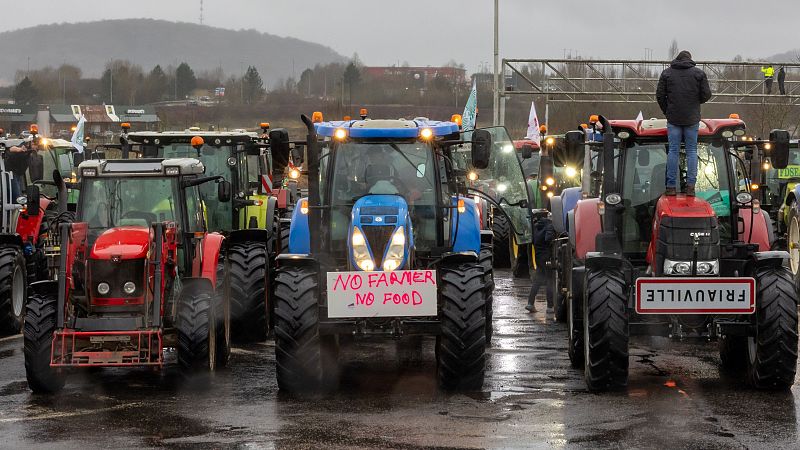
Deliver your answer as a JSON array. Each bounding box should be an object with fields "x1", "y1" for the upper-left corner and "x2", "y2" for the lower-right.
[{"x1": 4, "y1": 0, "x2": 797, "y2": 72}]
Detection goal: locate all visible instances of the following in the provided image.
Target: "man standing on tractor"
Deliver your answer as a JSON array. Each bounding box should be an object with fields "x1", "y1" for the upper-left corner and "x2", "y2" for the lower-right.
[
  {"x1": 5, "y1": 138, "x2": 39, "y2": 200},
  {"x1": 656, "y1": 50, "x2": 712, "y2": 196}
]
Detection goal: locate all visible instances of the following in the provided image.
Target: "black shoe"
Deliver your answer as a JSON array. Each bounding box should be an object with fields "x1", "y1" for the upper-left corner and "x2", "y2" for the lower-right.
[
  {"x1": 686, "y1": 185, "x2": 695, "y2": 196},
  {"x1": 665, "y1": 187, "x2": 677, "y2": 196},
  {"x1": 525, "y1": 304, "x2": 536, "y2": 313}
]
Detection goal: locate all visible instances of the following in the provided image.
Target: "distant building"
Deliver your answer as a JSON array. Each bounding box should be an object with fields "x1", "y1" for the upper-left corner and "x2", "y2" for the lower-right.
[
  {"x1": 363, "y1": 66, "x2": 467, "y2": 87},
  {"x1": 0, "y1": 104, "x2": 161, "y2": 138},
  {"x1": 0, "y1": 106, "x2": 36, "y2": 135}
]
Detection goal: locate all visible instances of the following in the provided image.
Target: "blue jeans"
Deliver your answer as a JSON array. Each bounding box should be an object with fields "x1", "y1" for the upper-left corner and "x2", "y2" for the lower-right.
[{"x1": 666, "y1": 123, "x2": 699, "y2": 188}]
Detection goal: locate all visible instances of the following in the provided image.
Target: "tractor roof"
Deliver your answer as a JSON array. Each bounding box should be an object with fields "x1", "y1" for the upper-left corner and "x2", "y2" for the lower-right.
[
  {"x1": 127, "y1": 131, "x2": 256, "y2": 145},
  {"x1": 315, "y1": 118, "x2": 459, "y2": 139},
  {"x1": 79, "y1": 158, "x2": 205, "y2": 176},
  {"x1": 609, "y1": 118, "x2": 745, "y2": 137}
]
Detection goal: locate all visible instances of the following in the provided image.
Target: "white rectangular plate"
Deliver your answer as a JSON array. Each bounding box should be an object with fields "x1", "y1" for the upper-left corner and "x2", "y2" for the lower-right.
[
  {"x1": 326, "y1": 270, "x2": 438, "y2": 318},
  {"x1": 635, "y1": 277, "x2": 755, "y2": 314}
]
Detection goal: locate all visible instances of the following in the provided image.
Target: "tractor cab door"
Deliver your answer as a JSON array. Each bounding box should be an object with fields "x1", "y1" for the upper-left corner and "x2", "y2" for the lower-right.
[{"x1": 462, "y1": 126, "x2": 533, "y2": 245}]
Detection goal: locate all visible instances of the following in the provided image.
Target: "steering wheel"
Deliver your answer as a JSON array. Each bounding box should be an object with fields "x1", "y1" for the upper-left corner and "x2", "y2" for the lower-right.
[{"x1": 121, "y1": 211, "x2": 157, "y2": 224}]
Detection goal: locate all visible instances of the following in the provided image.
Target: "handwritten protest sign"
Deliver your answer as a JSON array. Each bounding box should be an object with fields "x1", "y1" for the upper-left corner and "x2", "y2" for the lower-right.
[{"x1": 326, "y1": 270, "x2": 438, "y2": 318}]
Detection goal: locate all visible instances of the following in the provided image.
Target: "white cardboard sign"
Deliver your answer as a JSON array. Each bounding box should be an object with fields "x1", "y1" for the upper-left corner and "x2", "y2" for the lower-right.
[{"x1": 326, "y1": 270, "x2": 438, "y2": 318}]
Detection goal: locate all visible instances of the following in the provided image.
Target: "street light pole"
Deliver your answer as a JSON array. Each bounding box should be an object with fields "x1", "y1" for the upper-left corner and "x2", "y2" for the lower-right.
[{"x1": 492, "y1": 0, "x2": 500, "y2": 126}]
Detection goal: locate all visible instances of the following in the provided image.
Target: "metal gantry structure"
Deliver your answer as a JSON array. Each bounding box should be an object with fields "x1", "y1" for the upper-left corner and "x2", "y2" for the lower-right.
[{"x1": 501, "y1": 59, "x2": 800, "y2": 106}]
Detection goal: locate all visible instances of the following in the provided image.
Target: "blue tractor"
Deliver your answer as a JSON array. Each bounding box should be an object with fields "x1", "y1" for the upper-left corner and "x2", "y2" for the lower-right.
[{"x1": 273, "y1": 114, "x2": 532, "y2": 392}]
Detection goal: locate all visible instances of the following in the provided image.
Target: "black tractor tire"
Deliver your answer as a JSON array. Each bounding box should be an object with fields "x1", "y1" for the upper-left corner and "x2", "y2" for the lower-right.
[
  {"x1": 437, "y1": 264, "x2": 487, "y2": 391},
  {"x1": 567, "y1": 271, "x2": 584, "y2": 369},
  {"x1": 213, "y1": 261, "x2": 231, "y2": 369},
  {"x1": 492, "y1": 213, "x2": 511, "y2": 268},
  {"x1": 23, "y1": 292, "x2": 64, "y2": 393},
  {"x1": 228, "y1": 242, "x2": 269, "y2": 343},
  {"x1": 509, "y1": 237, "x2": 529, "y2": 279},
  {"x1": 746, "y1": 265, "x2": 798, "y2": 389},
  {"x1": 553, "y1": 246, "x2": 570, "y2": 323},
  {"x1": 0, "y1": 248, "x2": 27, "y2": 335},
  {"x1": 177, "y1": 286, "x2": 219, "y2": 374},
  {"x1": 274, "y1": 266, "x2": 323, "y2": 393},
  {"x1": 583, "y1": 268, "x2": 629, "y2": 391},
  {"x1": 719, "y1": 335, "x2": 747, "y2": 372},
  {"x1": 479, "y1": 244, "x2": 494, "y2": 345}
]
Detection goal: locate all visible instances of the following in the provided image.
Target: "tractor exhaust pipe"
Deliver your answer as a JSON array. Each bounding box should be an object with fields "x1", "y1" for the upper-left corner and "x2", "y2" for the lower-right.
[{"x1": 301, "y1": 114, "x2": 322, "y2": 256}]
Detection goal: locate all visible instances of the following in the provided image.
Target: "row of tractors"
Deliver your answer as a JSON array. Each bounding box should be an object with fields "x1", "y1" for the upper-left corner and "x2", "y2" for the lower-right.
[
  {"x1": 519, "y1": 114, "x2": 799, "y2": 391},
  {"x1": 4, "y1": 112, "x2": 533, "y2": 394}
]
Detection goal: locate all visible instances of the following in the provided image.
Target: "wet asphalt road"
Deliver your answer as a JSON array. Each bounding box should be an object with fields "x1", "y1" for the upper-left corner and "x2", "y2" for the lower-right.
[{"x1": 0, "y1": 270, "x2": 799, "y2": 449}]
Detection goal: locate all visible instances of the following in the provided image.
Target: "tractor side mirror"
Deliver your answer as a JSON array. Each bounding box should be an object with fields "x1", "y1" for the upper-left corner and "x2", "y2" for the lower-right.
[
  {"x1": 564, "y1": 130, "x2": 585, "y2": 157},
  {"x1": 73, "y1": 152, "x2": 84, "y2": 167},
  {"x1": 218, "y1": 180, "x2": 232, "y2": 203},
  {"x1": 769, "y1": 129, "x2": 790, "y2": 169},
  {"x1": 269, "y1": 128, "x2": 291, "y2": 159},
  {"x1": 471, "y1": 129, "x2": 492, "y2": 170},
  {"x1": 26, "y1": 185, "x2": 40, "y2": 212},
  {"x1": 521, "y1": 144, "x2": 534, "y2": 159}
]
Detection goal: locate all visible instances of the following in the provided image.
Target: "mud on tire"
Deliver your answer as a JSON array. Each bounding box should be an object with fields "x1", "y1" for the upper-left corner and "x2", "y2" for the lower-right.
[
  {"x1": 228, "y1": 242, "x2": 269, "y2": 343},
  {"x1": 746, "y1": 265, "x2": 798, "y2": 389},
  {"x1": 274, "y1": 266, "x2": 322, "y2": 393},
  {"x1": 437, "y1": 264, "x2": 487, "y2": 391},
  {"x1": 0, "y1": 247, "x2": 27, "y2": 335},
  {"x1": 23, "y1": 291, "x2": 64, "y2": 393},
  {"x1": 583, "y1": 268, "x2": 629, "y2": 391}
]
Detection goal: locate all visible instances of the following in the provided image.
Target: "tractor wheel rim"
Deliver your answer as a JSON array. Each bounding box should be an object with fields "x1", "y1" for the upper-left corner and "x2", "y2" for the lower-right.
[
  {"x1": 790, "y1": 218, "x2": 800, "y2": 274},
  {"x1": 747, "y1": 336, "x2": 757, "y2": 365},
  {"x1": 11, "y1": 265, "x2": 23, "y2": 317}
]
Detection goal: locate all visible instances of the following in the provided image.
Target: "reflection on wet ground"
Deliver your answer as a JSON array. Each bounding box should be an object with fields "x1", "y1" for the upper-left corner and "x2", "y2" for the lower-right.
[{"x1": 0, "y1": 270, "x2": 797, "y2": 448}]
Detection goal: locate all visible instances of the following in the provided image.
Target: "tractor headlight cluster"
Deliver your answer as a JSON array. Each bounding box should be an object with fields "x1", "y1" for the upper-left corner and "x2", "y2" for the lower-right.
[
  {"x1": 97, "y1": 282, "x2": 110, "y2": 295},
  {"x1": 351, "y1": 227, "x2": 374, "y2": 271},
  {"x1": 565, "y1": 166, "x2": 577, "y2": 178},
  {"x1": 663, "y1": 259, "x2": 719, "y2": 275},
  {"x1": 123, "y1": 282, "x2": 136, "y2": 295},
  {"x1": 383, "y1": 226, "x2": 406, "y2": 271}
]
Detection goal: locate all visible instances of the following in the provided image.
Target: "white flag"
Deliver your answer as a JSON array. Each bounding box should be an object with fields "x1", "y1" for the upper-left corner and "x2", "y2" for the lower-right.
[
  {"x1": 461, "y1": 79, "x2": 478, "y2": 132},
  {"x1": 71, "y1": 115, "x2": 86, "y2": 153},
  {"x1": 525, "y1": 101, "x2": 541, "y2": 145},
  {"x1": 635, "y1": 111, "x2": 644, "y2": 122}
]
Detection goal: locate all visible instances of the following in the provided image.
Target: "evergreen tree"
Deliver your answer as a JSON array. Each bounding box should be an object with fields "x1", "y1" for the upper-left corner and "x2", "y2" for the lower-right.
[
  {"x1": 243, "y1": 66, "x2": 264, "y2": 104},
  {"x1": 12, "y1": 76, "x2": 38, "y2": 105},
  {"x1": 175, "y1": 62, "x2": 197, "y2": 99}
]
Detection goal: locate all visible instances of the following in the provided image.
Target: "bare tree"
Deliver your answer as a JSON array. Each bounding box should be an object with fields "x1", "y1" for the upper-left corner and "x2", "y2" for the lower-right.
[{"x1": 668, "y1": 39, "x2": 679, "y2": 60}]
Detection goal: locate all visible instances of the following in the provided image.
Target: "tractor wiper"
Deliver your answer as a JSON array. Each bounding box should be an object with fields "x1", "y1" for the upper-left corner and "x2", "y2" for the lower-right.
[{"x1": 388, "y1": 143, "x2": 433, "y2": 188}]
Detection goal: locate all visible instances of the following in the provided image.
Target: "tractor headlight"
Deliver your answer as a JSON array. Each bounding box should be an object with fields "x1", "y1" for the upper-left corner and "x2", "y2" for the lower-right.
[
  {"x1": 123, "y1": 281, "x2": 136, "y2": 295},
  {"x1": 351, "y1": 227, "x2": 374, "y2": 271},
  {"x1": 383, "y1": 226, "x2": 405, "y2": 271},
  {"x1": 565, "y1": 166, "x2": 577, "y2": 178},
  {"x1": 289, "y1": 168, "x2": 301, "y2": 179},
  {"x1": 736, "y1": 192, "x2": 752, "y2": 204},
  {"x1": 663, "y1": 259, "x2": 719, "y2": 275},
  {"x1": 97, "y1": 282, "x2": 110, "y2": 295}
]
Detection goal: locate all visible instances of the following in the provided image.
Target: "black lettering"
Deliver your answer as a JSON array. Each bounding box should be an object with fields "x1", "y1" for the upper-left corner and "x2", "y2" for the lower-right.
[
  {"x1": 709, "y1": 290, "x2": 716, "y2": 302},
  {"x1": 646, "y1": 290, "x2": 654, "y2": 303},
  {"x1": 684, "y1": 290, "x2": 693, "y2": 302},
  {"x1": 696, "y1": 290, "x2": 704, "y2": 303},
  {"x1": 726, "y1": 290, "x2": 734, "y2": 302},
  {"x1": 737, "y1": 290, "x2": 745, "y2": 303}
]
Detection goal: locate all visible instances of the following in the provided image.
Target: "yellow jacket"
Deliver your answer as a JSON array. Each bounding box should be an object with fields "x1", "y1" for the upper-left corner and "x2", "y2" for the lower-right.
[{"x1": 762, "y1": 66, "x2": 775, "y2": 78}]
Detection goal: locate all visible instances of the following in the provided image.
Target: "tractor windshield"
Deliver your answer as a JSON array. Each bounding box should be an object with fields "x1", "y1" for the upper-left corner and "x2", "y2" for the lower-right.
[
  {"x1": 621, "y1": 140, "x2": 733, "y2": 255},
  {"x1": 462, "y1": 127, "x2": 533, "y2": 244},
  {"x1": 80, "y1": 177, "x2": 181, "y2": 230},
  {"x1": 31, "y1": 145, "x2": 74, "y2": 198},
  {"x1": 160, "y1": 142, "x2": 245, "y2": 231},
  {"x1": 328, "y1": 141, "x2": 438, "y2": 249}
]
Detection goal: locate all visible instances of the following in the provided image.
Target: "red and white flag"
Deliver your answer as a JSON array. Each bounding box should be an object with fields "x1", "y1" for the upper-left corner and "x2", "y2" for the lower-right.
[{"x1": 525, "y1": 101, "x2": 541, "y2": 145}]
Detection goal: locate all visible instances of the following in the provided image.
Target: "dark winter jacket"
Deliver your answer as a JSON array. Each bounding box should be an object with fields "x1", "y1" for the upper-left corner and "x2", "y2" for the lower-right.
[
  {"x1": 532, "y1": 217, "x2": 555, "y2": 268},
  {"x1": 656, "y1": 54, "x2": 712, "y2": 126}
]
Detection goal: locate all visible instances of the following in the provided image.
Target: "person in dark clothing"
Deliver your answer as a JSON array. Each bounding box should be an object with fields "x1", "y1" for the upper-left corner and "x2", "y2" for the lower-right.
[
  {"x1": 778, "y1": 67, "x2": 786, "y2": 95},
  {"x1": 4, "y1": 139, "x2": 38, "y2": 201},
  {"x1": 656, "y1": 50, "x2": 712, "y2": 197},
  {"x1": 526, "y1": 213, "x2": 555, "y2": 312}
]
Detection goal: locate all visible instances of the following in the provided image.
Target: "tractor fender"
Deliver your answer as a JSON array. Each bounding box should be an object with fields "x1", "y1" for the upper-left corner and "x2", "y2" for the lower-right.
[
  {"x1": 748, "y1": 250, "x2": 790, "y2": 272},
  {"x1": 761, "y1": 210, "x2": 776, "y2": 248},
  {"x1": 550, "y1": 196, "x2": 564, "y2": 234},
  {"x1": 179, "y1": 277, "x2": 214, "y2": 296},
  {"x1": 228, "y1": 228, "x2": 270, "y2": 245},
  {"x1": 242, "y1": 194, "x2": 271, "y2": 229},
  {"x1": 567, "y1": 210, "x2": 576, "y2": 248},
  {"x1": 29, "y1": 280, "x2": 58, "y2": 297},
  {"x1": 275, "y1": 253, "x2": 317, "y2": 269},
  {"x1": 738, "y1": 208, "x2": 770, "y2": 252},
  {"x1": 264, "y1": 196, "x2": 277, "y2": 230},
  {"x1": 440, "y1": 251, "x2": 479, "y2": 265},
  {"x1": 451, "y1": 197, "x2": 481, "y2": 254},
  {"x1": 585, "y1": 252, "x2": 624, "y2": 271},
  {"x1": 288, "y1": 198, "x2": 310, "y2": 254},
  {"x1": 16, "y1": 197, "x2": 52, "y2": 244},
  {"x1": 560, "y1": 187, "x2": 582, "y2": 231},
  {"x1": 573, "y1": 198, "x2": 601, "y2": 260},
  {"x1": 0, "y1": 234, "x2": 23, "y2": 248},
  {"x1": 200, "y1": 232, "x2": 225, "y2": 287}
]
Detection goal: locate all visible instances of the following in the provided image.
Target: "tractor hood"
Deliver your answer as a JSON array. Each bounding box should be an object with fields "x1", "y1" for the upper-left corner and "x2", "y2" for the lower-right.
[
  {"x1": 646, "y1": 195, "x2": 720, "y2": 273},
  {"x1": 654, "y1": 195, "x2": 716, "y2": 219},
  {"x1": 90, "y1": 226, "x2": 150, "y2": 260}
]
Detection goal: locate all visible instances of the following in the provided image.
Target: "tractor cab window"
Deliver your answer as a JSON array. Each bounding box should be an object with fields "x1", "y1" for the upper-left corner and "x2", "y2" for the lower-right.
[
  {"x1": 329, "y1": 141, "x2": 437, "y2": 249},
  {"x1": 621, "y1": 141, "x2": 732, "y2": 255},
  {"x1": 80, "y1": 177, "x2": 181, "y2": 230},
  {"x1": 463, "y1": 127, "x2": 532, "y2": 245},
  {"x1": 36, "y1": 146, "x2": 74, "y2": 198}
]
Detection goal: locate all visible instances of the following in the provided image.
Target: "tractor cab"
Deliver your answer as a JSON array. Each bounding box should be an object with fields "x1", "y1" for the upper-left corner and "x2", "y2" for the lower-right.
[
  {"x1": 23, "y1": 157, "x2": 232, "y2": 393},
  {"x1": 565, "y1": 115, "x2": 797, "y2": 391},
  {"x1": 273, "y1": 114, "x2": 532, "y2": 393}
]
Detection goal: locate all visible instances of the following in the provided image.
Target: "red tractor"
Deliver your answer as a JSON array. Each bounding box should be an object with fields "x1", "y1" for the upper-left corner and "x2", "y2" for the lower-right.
[
  {"x1": 24, "y1": 158, "x2": 232, "y2": 393},
  {"x1": 566, "y1": 116, "x2": 796, "y2": 391}
]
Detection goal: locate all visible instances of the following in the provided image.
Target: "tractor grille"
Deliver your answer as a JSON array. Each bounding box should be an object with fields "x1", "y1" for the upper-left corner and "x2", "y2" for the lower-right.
[
  {"x1": 362, "y1": 225, "x2": 394, "y2": 266},
  {"x1": 361, "y1": 206, "x2": 399, "y2": 216},
  {"x1": 88, "y1": 258, "x2": 146, "y2": 304}
]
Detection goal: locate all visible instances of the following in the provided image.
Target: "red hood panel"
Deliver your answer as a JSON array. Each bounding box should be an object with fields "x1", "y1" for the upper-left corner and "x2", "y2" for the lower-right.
[
  {"x1": 90, "y1": 226, "x2": 150, "y2": 260},
  {"x1": 655, "y1": 195, "x2": 715, "y2": 219}
]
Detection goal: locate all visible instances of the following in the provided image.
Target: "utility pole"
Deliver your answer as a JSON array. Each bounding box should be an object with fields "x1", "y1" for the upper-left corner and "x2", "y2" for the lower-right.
[
  {"x1": 110, "y1": 58, "x2": 114, "y2": 104},
  {"x1": 200, "y1": 0, "x2": 204, "y2": 25},
  {"x1": 492, "y1": 0, "x2": 500, "y2": 126}
]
